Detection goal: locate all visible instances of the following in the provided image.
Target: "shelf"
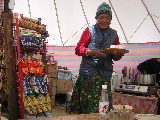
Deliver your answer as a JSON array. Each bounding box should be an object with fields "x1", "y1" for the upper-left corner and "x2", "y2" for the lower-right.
[{"x1": 14, "y1": 14, "x2": 51, "y2": 119}]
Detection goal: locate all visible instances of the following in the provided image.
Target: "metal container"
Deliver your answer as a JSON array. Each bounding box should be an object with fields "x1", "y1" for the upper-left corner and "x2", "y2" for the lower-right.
[{"x1": 137, "y1": 74, "x2": 156, "y2": 85}]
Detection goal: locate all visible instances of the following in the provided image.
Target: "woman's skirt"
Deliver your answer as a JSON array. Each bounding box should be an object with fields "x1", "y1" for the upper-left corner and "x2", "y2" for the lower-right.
[{"x1": 69, "y1": 75, "x2": 112, "y2": 114}]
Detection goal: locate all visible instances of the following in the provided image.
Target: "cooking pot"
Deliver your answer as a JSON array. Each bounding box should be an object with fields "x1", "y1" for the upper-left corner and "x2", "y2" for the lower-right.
[{"x1": 137, "y1": 74, "x2": 156, "y2": 85}]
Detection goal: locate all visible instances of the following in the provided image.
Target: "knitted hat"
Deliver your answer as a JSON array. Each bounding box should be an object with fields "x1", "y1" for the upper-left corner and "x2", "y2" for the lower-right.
[{"x1": 95, "y1": 2, "x2": 112, "y2": 19}]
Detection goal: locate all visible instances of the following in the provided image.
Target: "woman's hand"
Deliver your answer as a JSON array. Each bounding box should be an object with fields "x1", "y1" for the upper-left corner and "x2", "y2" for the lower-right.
[
  {"x1": 112, "y1": 52, "x2": 124, "y2": 61},
  {"x1": 86, "y1": 49, "x2": 106, "y2": 58}
]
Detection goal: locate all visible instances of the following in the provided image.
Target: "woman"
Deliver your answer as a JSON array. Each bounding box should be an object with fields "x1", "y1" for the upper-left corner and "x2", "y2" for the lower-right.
[{"x1": 70, "y1": 2, "x2": 124, "y2": 114}]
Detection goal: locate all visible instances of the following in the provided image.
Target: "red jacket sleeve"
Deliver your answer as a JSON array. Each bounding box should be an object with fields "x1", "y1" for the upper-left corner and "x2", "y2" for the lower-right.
[
  {"x1": 114, "y1": 35, "x2": 120, "y2": 45},
  {"x1": 75, "y1": 28, "x2": 120, "y2": 56},
  {"x1": 75, "y1": 28, "x2": 90, "y2": 57}
]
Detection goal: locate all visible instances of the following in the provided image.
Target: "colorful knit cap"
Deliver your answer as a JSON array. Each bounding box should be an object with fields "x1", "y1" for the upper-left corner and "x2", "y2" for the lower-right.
[{"x1": 95, "y1": 2, "x2": 112, "y2": 19}]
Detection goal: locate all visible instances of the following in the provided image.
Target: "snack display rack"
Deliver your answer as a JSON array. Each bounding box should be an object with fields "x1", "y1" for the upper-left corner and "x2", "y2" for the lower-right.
[{"x1": 13, "y1": 13, "x2": 51, "y2": 119}]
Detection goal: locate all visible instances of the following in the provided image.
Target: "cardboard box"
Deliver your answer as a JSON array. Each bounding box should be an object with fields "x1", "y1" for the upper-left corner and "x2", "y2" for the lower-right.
[
  {"x1": 51, "y1": 94, "x2": 56, "y2": 106},
  {"x1": 47, "y1": 72, "x2": 57, "y2": 78},
  {"x1": 57, "y1": 79, "x2": 73, "y2": 94},
  {"x1": 47, "y1": 62, "x2": 57, "y2": 73},
  {"x1": 48, "y1": 78, "x2": 57, "y2": 94},
  {"x1": 51, "y1": 94, "x2": 56, "y2": 99},
  {"x1": 52, "y1": 86, "x2": 57, "y2": 94},
  {"x1": 57, "y1": 70, "x2": 72, "y2": 80},
  {"x1": 45, "y1": 61, "x2": 57, "y2": 77}
]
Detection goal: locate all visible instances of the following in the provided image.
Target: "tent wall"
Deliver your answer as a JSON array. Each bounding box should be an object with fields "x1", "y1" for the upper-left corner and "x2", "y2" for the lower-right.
[
  {"x1": 47, "y1": 42, "x2": 160, "y2": 78},
  {"x1": 47, "y1": 46, "x2": 81, "y2": 75},
  {"x1": 113, "y1": 42, "x2": 160, "y2": 78}
]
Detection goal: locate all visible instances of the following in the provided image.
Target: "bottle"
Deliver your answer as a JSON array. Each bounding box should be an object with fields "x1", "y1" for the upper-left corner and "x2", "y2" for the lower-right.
[
  {"x1": 99, "y1": 85, "x2": 109, "y2": 114},
  {"x1": 101, "y1": 85, "x2": 108, "y2": 102}
]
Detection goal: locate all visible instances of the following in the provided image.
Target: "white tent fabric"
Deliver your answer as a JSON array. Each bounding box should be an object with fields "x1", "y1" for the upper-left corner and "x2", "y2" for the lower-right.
[{"x1": 13, "y1": 0, "x2": 160, "y2": 46}]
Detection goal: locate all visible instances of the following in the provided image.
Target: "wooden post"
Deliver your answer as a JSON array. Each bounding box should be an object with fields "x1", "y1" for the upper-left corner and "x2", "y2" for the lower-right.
[{"x1": 2, "y1": 0, "x2": 20, "y2": 120}]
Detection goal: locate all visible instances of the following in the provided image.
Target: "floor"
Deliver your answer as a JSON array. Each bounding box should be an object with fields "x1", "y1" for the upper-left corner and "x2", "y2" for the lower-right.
[
  {"x1": 1, "y1": 105, "x2": 78, "y2": 119},
  {"x1": 1, "y1": 95, "x2": 77, "y2": 119},
  {"x1": 51, "y1": 105, "x2": 78, "y2": 117}
]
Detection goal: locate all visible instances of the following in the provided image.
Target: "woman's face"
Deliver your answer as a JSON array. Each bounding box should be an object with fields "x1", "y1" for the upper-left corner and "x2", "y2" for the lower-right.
[{"x1": 97, "y1": 13, "x2": 111, "y2": 30}]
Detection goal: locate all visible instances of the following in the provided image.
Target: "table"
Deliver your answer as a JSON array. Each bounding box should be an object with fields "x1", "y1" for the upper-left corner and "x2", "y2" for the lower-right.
[{"x1": 112, "y1": 92, "x2": 159, "y2": 114}]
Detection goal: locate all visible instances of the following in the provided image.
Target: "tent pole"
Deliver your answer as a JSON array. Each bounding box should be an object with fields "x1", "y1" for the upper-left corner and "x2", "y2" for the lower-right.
[
  {"x1": 53, "y1": 0, "x2": 64, "y2": 47},
  {"x1": 27, "y1": 0, "x2": 31, "y2": 18},
  {"x1": 141, "y1": 0, "x2": 160, "y2": 34},
  {"x1": 79, "y1": 0, "x2": 89, "y2": 26},
  {"x1": 2, "y1": 0, "x2": 19, "y2": 119}
]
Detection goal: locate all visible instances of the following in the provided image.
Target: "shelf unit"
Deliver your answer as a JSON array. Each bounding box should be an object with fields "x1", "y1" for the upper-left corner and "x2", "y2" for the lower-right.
[{"x1": 14, "y1": 13, "x2": 51, "y2": 119}]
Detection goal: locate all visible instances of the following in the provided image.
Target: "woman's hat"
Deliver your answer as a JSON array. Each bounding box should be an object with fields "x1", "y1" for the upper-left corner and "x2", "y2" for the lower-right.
[{"x1": 95, "y1": 2, "x2": 112, "y2": 19}]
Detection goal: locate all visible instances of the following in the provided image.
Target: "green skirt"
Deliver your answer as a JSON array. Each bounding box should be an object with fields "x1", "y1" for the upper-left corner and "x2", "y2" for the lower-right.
[{"x1": 70, "y1": 75, "x2": 112, "y2": 114}]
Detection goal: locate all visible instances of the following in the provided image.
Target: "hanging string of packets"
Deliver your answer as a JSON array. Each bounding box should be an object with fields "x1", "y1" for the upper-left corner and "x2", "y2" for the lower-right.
[
  {"x1": 23, "y1": 74, "x2": 48, "y2": 94},
  {"x1": 21, "y1": 56, "x2": 46, "y2": 75},
  {"x1": 23, "y1": 94, "x2": 52, "y2": 115},
  {"x1": 20, "y1": 31, "x2": 44, "y2": 49},
  {"x1": 19, "y1": 14, "x2": 46, "y2": 31}
]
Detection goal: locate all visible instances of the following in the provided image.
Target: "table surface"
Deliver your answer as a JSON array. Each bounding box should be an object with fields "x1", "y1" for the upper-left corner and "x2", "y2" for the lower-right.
[{"x1": 112, "y1": 92, "x2": 159, "y2": 114}]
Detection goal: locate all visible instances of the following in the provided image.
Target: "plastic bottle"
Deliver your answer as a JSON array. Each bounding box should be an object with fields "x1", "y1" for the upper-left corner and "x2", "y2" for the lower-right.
[{"x1": 101, "y1": 85, "x2": 108, "y2": 102}]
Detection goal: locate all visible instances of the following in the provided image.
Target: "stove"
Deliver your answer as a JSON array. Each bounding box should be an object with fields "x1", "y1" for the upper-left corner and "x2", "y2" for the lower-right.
[
  {"x1": 114, "y1": 83, "x2": 160, "y2": 95},
  {"x1": 133, "y1": 86, "x2": 148, "y2": 94},
  {"x1": 114, "y1": 84, "x2": 126, "y2": 91}
]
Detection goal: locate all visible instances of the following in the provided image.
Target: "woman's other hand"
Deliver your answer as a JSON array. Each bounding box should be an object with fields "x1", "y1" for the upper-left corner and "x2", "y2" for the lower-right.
[
  {"x1": 86, "y1": 49, "x2": 106, "y2": 58},
  {"x1": 112, "y1": 52, "x2": 124, "y2": 61}
]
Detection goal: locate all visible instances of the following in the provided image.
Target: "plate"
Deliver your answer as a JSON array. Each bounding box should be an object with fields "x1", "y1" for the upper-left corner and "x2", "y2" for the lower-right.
[{"x1": 104, "y1": 48, "x2": 129, "y2": 54}]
